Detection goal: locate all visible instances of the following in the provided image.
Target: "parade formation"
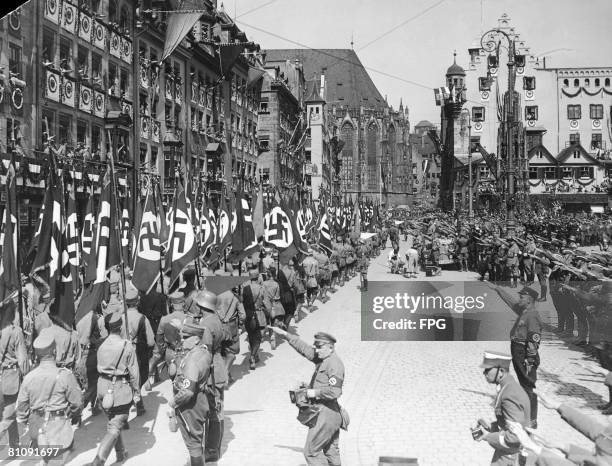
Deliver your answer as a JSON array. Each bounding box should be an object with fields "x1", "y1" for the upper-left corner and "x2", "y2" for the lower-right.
[{"x1": 0, "y1": 0, "x2": 611, "y2": 465}]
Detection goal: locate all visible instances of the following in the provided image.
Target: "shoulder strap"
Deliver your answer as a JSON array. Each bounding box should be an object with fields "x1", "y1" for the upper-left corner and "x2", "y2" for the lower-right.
[{"x1": 111, "y1": 341, "x2": 128, "y2": 378}]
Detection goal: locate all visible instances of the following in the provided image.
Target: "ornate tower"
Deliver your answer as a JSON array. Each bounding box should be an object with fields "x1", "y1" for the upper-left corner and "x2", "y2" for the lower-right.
[{"x1": 439, "y1": 53, "x2": 468, "y2": 210}]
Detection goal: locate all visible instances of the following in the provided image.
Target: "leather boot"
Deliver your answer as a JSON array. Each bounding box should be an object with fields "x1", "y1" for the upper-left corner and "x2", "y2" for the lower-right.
[
  {"x1": 86, "y1": 456, "x2": 106, "y2": 466},
  {"x1": 190, "y1": 456, "x2": 204, "y2": 466}
]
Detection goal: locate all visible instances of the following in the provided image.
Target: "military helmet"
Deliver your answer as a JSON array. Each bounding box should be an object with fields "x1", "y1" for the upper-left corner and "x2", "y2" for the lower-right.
[{"x1": 196, "y1": 290, "x2": 217, "y2": 311}]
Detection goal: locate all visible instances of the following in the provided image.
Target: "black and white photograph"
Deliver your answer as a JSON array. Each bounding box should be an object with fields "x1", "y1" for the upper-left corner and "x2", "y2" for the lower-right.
[{"x1": 0, "y1": 0, "x2": 611, "y2": 464}]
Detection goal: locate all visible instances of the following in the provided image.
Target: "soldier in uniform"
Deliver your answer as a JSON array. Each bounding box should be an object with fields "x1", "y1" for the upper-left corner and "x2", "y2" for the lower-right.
[
  {"x1": 488, "y1": 284, "x2": 542, "y2": 428},
  {"x1": 270, "y1": 328, "x2": 346, "y2": 466},
  {"x1": 76, "y1": 303, "x2": 107, "y2": 415},
  {"x1": 506, "y1": 237, "x2": 521, "y2": 287},
  {"x1": 47, "y1": 316, "x2": 80, "y2": 371},
  {"x1": 456, "y1": 231, "x2": 470, "y2": 272},
  {"x1": 170, "y1": 322, "x2": 213, "y2": 466},
  {"x1": 313, "y1": 246, "x2": 331, "y2": 304},
  {"x1": 216, "y1": 286, "x2": 245, "y2": 384},
  {"x1": 521, "y1": 235, "x2": 536, "y2": 285},
  {"x1": 138, "y1": 279, "x2": 169, "y2": 334},
  {"x1": 196, "y1": 290, "x2": 232, "y2": 463},
  {"x1": 241, "y1": 270, "x2": 266, "y2": 370},
  {"x1": 477, "y1": 351, "x2": 530, "y2": 466},
  {"x1": 16, "y1": 328, "x2": 82, "y2": 465},
  {"x1": 146, "y1": 290, "x2": 189, "y2": 389},
  {"x1": 357, "y1": 244, "x2": 369, "y2": 292},
  {"x1": 279, "y1": 262, "x2": 298, "y2": 327},
  {"x1": 87, "y1": 313, "x2": 140, "y2": 466},
  {"x1": 120, "y1": 284, "x2": 155, "y2": 416},
  {"x1": 263, "y1": 267, "x2": 285, "y2": 350},
  {"x1": 0, "y1": 309, "x2": 29, "y2": 450},
  {"x1": 302, "y1": 249, "x2": 320, "y2": 312}
]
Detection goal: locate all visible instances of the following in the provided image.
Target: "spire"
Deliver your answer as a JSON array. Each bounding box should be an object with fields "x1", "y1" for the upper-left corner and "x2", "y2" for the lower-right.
[
  {"x1": 399, "y1": 98, "x2": 403, "y2": 111},
  {"x1": 305, "y1": 77, "x2": 324, "y2": 103}
]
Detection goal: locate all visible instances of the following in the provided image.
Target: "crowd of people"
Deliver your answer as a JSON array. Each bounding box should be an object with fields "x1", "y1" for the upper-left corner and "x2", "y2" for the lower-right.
[{"x1": 0, "y1": 230, "x2": 383, "y2": 466}]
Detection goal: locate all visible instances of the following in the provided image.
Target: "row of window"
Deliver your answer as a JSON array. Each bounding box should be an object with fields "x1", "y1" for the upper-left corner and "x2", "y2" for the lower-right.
[
  {"x1": 471, "y1": 105, "x2": 608, "y2": 123},
  {"x1": 529, "y1": 167, "x2": 595, "y2": 179},
  {"x1": 563, "y1": 77, "x2": 611, "y2": 88}
]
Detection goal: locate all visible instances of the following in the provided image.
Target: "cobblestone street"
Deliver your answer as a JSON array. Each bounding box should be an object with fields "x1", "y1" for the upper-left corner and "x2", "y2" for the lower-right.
[{"x1": 10, "y1": 242, "x2": 608, "y2": 466}]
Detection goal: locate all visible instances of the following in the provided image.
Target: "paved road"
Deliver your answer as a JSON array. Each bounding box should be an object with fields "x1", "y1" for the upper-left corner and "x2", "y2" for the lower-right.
[{"x1": 9, "y1": 241, "x2": 609, "y2": 465}]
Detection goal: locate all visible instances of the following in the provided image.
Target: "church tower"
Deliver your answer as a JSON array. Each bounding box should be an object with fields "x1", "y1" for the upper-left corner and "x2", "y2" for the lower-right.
[
  {"x1": 439, "y1": 52, "x2": 468, "y2": 210},
  {"x1": 305, "y1": 77, "x2": 328, "y2": 199}
]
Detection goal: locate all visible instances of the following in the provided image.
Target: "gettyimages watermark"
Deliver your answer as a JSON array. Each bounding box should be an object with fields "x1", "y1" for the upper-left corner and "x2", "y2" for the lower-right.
[{"x1": 361, "y1": 281, "x2": 525, "y2": 341}]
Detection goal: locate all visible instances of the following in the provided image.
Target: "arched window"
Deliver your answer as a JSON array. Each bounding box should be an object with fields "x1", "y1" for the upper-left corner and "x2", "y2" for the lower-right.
[
  {"x1": 563, "y1": 79, "x2": 569, "y2": 87},
  {"x1": 595, "y1": 78, "x2": 600, "y2": 86},
  {"x1": 340, "y1": 123, "x2": 354, "y2": 189},
  {"x1": 574, "y1": 78, "x2": 579, "y2": 87},
  {"x1": 606, "y1": 78, "x2": 611, "y2": 87},
  {"x1": 367, "y1": 123, "x2": 377, "y2": 165},
  {"x1": 585, "y1": 78, "x2": 590, "y2": 87}
]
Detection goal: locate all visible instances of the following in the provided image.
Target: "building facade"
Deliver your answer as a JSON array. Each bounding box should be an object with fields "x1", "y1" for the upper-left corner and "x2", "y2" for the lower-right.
[
  {"x1": 256, "y1": 58, "x2": 306, "y2": 197},
  {"x1": 440, "y1": 13, "x2": 612, "y2": 212},
  {"x1": 265, "y1": 49, "x2": 411, "y2": 206}
]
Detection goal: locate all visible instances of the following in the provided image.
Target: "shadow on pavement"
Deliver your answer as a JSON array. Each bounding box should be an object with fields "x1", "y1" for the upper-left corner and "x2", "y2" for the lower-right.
[
  {"x1": 539, "y1": 367, "x2": 606, "y2": 408},
  {"x1": 274, "y1": 444, "x2": 304, "y2": 453}
]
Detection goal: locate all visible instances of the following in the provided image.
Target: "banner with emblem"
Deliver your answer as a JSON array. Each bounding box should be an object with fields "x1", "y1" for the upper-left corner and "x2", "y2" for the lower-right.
[
  {"x1": 317, "y1": 204, "x2": 333, "y2": 256},
  {"x1": 165, "y1": 179, "x2": 197, "y2": 288},
  {"x1": 133, "y1": 190, "x2": 161, "y2": 294},
  {"x1": 61, "y1": 1, "x2": 77, "y2": 34},
  {"x1": 79, "y1": 11, "x2": 92, "y2": 42},
  {"x1": 66, "y1": 190, "x2": 81, "y2": 298},
  {"x1": 93, "y1": 20, "x2": 106, "y2": 50},
  {"x1": 264, "y1": 195, "x2": 298, "y2": 263},
  {"x1": 217, "y1": 191, "x2": 232, "y2": 255},
  {"x1": 229, "y1": 189, "x2": 258, "y2": 261},
  {"x1": 199, "y1": 195, "x2": 216, "y2": 260},
  {"x1": 80, "y1": 195, "x2": 95, "y2": 275}
]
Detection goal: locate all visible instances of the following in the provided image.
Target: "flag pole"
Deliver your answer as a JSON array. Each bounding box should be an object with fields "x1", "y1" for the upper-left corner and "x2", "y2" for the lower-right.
[
  {"x1": 12, "y1": 148, "x2": 24, "y2": 330},
  {"x1": 107, "y1": 131, "x2": 129, "y2": 332},
  {"x1": 151, "y1": 179, "x2": 166, "y2": 305}
]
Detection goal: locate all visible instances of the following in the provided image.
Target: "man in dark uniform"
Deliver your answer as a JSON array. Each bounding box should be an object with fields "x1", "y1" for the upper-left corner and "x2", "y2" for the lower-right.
[
  {"x1": 488, "y1": 284, "x2": 542, "y2": 428},
  {"x1": 241, "y1": 270, "x2": 266, "y2": 370},
  {"x1": 146, "y1": 290, "x2": 189, "y2": 389},
  {"x1": 270, "y1": 328, "x2": 346, "y2": 466},
  {"x1": 216, "y1": 286, "x2": 245, "y2": 385},
  {"x1": 87, "y1": 313, "x2": 140, "y2": 466},
  {"x1": 477, "y1": 351, "x2": 530, "y2": 466},
  {"x1": 138, "y1": 280, "x2": 168, "y2": 335},
  {"x1": 16, "y1": 328, "x2": 82, "y2": 464},
  {"x1": 170, "y1": 322, "x2": 213, "y2": 466},
  {"x1": 197, "y1": 290, "x2": 232, "y2": 463}
]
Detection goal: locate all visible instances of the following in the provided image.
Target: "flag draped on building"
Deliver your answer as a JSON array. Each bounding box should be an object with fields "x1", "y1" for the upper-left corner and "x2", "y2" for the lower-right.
[
  {"x1": 199, "y1": 195, "x2": 216, "y2": 259},
  {"x1": 252, "y1": 187, "x2": 264, "y2": 240},
  {"x1": 161, "y1": 0, "x2": 206, "y2": 62},
  {"x1": 0, "y1": 157, "x2": 19, "y2": 304},
  {"x1": 80, "y1": 195, "x2": 95, "y2": 273},
  {"x1": 120, "y1": 202, "x2": 131, "y2": 268},
  {"x1": 165, "y1": 179, "x2": 197, "y2": 288},
  {"x1": 132, "y1": 189, "x2": 161, "y2": 294},
  {"x1": 317, "y1": 203, "x2": 333, "y2": 256}
]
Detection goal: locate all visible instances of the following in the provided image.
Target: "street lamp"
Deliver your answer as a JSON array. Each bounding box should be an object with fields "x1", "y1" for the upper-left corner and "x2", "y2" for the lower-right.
[{"x1": 480, "y1": 27, "x2": 520, "y2": 236}]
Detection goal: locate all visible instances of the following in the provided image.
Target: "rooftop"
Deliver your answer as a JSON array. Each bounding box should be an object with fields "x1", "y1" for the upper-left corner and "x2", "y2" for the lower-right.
[{"x1": 265, "y1": 49, "x2": 387, "y2": 110}]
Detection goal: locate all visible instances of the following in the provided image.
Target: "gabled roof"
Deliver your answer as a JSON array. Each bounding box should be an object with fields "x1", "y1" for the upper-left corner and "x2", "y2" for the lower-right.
[
  {"x1": 264, "y1": 49, "x2": 387, "y2": 110},
  {"x1": 528, "y1": 144, "x2": 557, "y2": 164},
  {"x1": 305, "y1": 79, "x2": 324, "y2": 103},
  {"x1": 557, "y1": 143, "x2": 598, "y2": 164}
]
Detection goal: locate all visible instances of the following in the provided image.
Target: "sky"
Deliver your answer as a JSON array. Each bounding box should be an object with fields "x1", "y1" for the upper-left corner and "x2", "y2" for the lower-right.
[{"x1": 226, "y1": 0, "x2": 612, "y2": 126}]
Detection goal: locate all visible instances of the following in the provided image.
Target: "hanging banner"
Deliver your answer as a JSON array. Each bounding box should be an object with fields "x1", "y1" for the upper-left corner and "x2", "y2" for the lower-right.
[
  {"x1": 79, "y1": 11, "x2": 92, "y2": 42},
  {"x1": 93, "y1": 90, "x2": 105, "y2": 117},
  {"x1": 61, "y1": 77, "x2": 75, "y2": 108},
  {"x1": 110, "y1": 31, "x2": 121, "y2": 58},
  {"x1": 46, "y1": 70, "x2": 61, "y2": 102},
  {"x1": 121, "y1": 37, "x2": 132, "y2": 64},
  {"x1": 93, "y1": 20, "x2": 106, "y2": 50},
  {"x1": 79, "y1": 84, "x2": 92, "y2": 113},
  {"x1": 45, "y1": 0, "x2": 60, "y2": 24},
  {"x1": 61, "y1": 1, "x2": 77, "y2": 34}
]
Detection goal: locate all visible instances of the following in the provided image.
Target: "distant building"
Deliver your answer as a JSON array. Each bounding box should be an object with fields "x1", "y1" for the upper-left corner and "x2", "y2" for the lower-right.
[
  {"x1": 264, "y1": 49, "x2": 411, "y2": 205},
  {"x1": 409, "y1": 120, "x2": 440, "y2": 207}
]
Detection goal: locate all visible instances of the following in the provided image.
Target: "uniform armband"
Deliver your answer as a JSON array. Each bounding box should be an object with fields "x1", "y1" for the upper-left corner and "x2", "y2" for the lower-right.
[{"x1": 527, "y1": 332, "x2": 541, "y2": 344}]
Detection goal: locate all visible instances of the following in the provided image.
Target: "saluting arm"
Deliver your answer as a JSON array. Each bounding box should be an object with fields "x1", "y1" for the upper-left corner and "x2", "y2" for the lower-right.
[{"x1": 285, "y1": 333, "x2": 316, "y2": 361}]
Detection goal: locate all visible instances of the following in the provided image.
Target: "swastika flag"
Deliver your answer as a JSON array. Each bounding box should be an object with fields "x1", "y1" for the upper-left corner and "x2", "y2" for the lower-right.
[{"x1": 133, "y1": 190, "x2": 161, "y2": 294}]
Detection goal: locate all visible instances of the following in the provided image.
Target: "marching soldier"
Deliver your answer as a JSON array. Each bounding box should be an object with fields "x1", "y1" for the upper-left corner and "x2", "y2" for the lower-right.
[
  {"x1": 241, "y1": 270, "x2": 266, "y2": 370},
  {"x1": 170, "y1": 322, "x2": 213, "y2": 466},
  {"x1": 302, "y1": 249, "x2": 320, "y2": 311},
  {"x1": 87, "y1": 313, "x2": 140, "y2": 466},
  {"x1": 76, "y1": 303, "x2": 107, "y2": 415},
  {"x1": 313, "y1": 246, "x2": 331, "y2": 303},
  {"x1": 0, "y1": 308, "x2": 29, "y2": 451},
  {"x1": 216, "y1": 286, "x2": 245, "y2": 385},
  {"x1": 196, "y1": 290, "x2": 232, "y2": 463},
  {"x1": 120, "y1": 284, "x2": 155, "y2": 416},
  {"x1": 506, "y1": 237, "x2": 521, "y2": 287},
  {"x1": 357, "y1": 244, "x2": 369, "y2": 292},
  {"x1": 263, "y1": 267, "x2": 285, "y2": 350},
  {"x1": 476, "y1": 351, "x2": 530, "y2": 466},
  {"x1": 16, "y1": 328, "x2": 82, "y2": 465},
  {"x1": 146, "y1": 290, "x2": 189, "y2": 389},
  {"x1": 488, "y1": 283, "x2": 542, "y2": 429},
  {"x1": 456, "y1": 230, "x2": 470, "y2": 272},
  {"x1": 47, "y1": 316, "x2": 80, "y2": 371},
  {"x1": 269, "y1": 328, "x2": 347, "y2": 466}
]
